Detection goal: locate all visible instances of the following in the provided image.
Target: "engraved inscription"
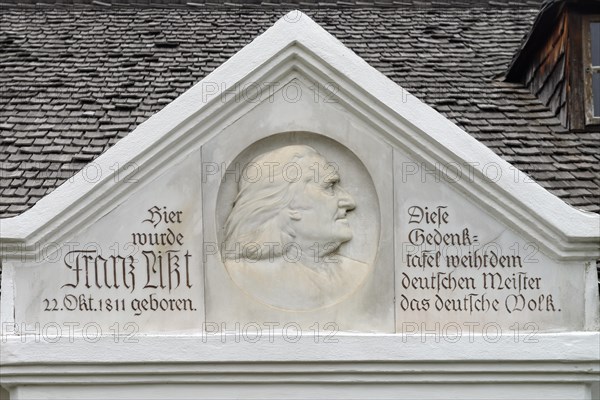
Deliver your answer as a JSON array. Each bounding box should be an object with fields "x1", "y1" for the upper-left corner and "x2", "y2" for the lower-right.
[
  {"x1": 46, "y1": 206, "x2": 197, "y2": 317},
  {"x1": 401, "y1": 205, "x2": 561, "y2": 315}
]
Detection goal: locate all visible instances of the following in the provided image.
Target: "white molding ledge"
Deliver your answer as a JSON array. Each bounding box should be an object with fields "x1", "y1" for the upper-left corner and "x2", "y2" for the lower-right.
[
  {"x1": 1, "y1": 333, "x2": 598, "y2": 386},
  {"x1": 1, "y1": 333, "x2": 599, "y2": 400}
]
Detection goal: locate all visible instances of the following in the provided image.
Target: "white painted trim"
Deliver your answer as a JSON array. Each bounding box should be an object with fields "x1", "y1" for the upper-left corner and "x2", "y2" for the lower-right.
[
  {"x1": 0, "y1": 11, "x2": 598, "y2": 261},
  {"x1": 0, "y1": 262, "x2": 15, "y2": 327},
  {"x1": 2, "y1": 332, "x2": 598, "y2": 363},
  {"x1": 1, "y1": 333, "x2": 598, "y2": 387}
]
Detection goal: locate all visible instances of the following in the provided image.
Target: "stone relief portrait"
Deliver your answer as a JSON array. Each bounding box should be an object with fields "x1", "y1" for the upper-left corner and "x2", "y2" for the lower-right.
[{"x1": 221, "y1": 144, "x2": 372, "y2": 310}]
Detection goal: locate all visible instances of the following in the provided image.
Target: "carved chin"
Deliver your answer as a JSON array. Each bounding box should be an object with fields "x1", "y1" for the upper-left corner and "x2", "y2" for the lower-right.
[
  {"x1": 338, "y1": 228, "x2": 353, "y2": 242},
  {"x1": 325, "y1": 230, "x2": 352, "y2": 250}
]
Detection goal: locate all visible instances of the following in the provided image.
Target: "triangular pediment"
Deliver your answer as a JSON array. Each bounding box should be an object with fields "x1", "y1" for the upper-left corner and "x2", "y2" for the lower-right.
[{"x1": 1, "y1": 12, "x2": 598, "y2": 335}]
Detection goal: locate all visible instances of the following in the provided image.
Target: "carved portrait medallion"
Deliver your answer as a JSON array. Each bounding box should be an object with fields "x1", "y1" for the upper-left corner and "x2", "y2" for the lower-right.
[{"x1": 216, "y1": 134, "x2": 379, "y2": 311}]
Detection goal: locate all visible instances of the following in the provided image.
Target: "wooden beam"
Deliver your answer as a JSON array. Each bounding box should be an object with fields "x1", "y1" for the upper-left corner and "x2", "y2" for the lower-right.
[{"x1": 567, "y1": 6, "x2": 584, "y2": 130}]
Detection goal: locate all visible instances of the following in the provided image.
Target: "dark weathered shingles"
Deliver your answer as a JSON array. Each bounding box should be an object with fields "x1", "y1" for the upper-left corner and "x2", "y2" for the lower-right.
[
  {"x1": 0, "y1": 6, "x2": 598, "y2": 218},
  {"x1": 0, "y1": 0, "x2": 545, "y2": 8}
]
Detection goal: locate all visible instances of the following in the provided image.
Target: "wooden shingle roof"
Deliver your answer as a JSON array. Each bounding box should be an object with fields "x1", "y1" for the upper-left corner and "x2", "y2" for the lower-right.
[{"x1": 1, "y1": 1, "x2": 599, "y2": 217}]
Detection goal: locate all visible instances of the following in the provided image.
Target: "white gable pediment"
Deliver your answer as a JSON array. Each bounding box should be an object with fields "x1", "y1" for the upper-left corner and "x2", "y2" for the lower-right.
[{"x1": 1, "y1": 11, "x2": 598, "y2": 337}]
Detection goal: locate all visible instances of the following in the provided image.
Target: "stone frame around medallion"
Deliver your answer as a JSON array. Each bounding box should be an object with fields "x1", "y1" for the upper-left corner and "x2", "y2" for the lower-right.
[{"x1": 214, "y1": 132, "x2": 380, "y2": 311}]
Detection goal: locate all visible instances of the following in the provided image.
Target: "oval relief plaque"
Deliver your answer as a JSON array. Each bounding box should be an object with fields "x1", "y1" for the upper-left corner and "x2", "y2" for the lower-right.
[{"x1": 216, "y1": 132, "x2": 380, "y2": 311}]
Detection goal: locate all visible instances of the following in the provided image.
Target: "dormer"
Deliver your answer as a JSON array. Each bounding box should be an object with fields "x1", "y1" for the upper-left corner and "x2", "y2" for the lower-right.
[{"x1": 506, "y1": 0, "x2": 600, "y2": 130}]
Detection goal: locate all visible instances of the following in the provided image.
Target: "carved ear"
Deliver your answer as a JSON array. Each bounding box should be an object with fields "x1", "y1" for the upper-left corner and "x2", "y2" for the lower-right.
[{"x1": 288, "y1": 209, "x2": 301, "y2": 221}]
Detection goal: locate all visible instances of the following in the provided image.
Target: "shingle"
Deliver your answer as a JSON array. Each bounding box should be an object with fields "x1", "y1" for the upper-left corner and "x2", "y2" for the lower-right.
[{"x1": 0, "y1": 1, "x2": 598, "y2": 217}]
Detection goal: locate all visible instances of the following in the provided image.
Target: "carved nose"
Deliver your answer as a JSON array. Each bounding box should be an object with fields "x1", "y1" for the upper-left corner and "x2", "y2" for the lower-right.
[{"x1": 338, "y1": 187, "x2": 356, "y2": 211}]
